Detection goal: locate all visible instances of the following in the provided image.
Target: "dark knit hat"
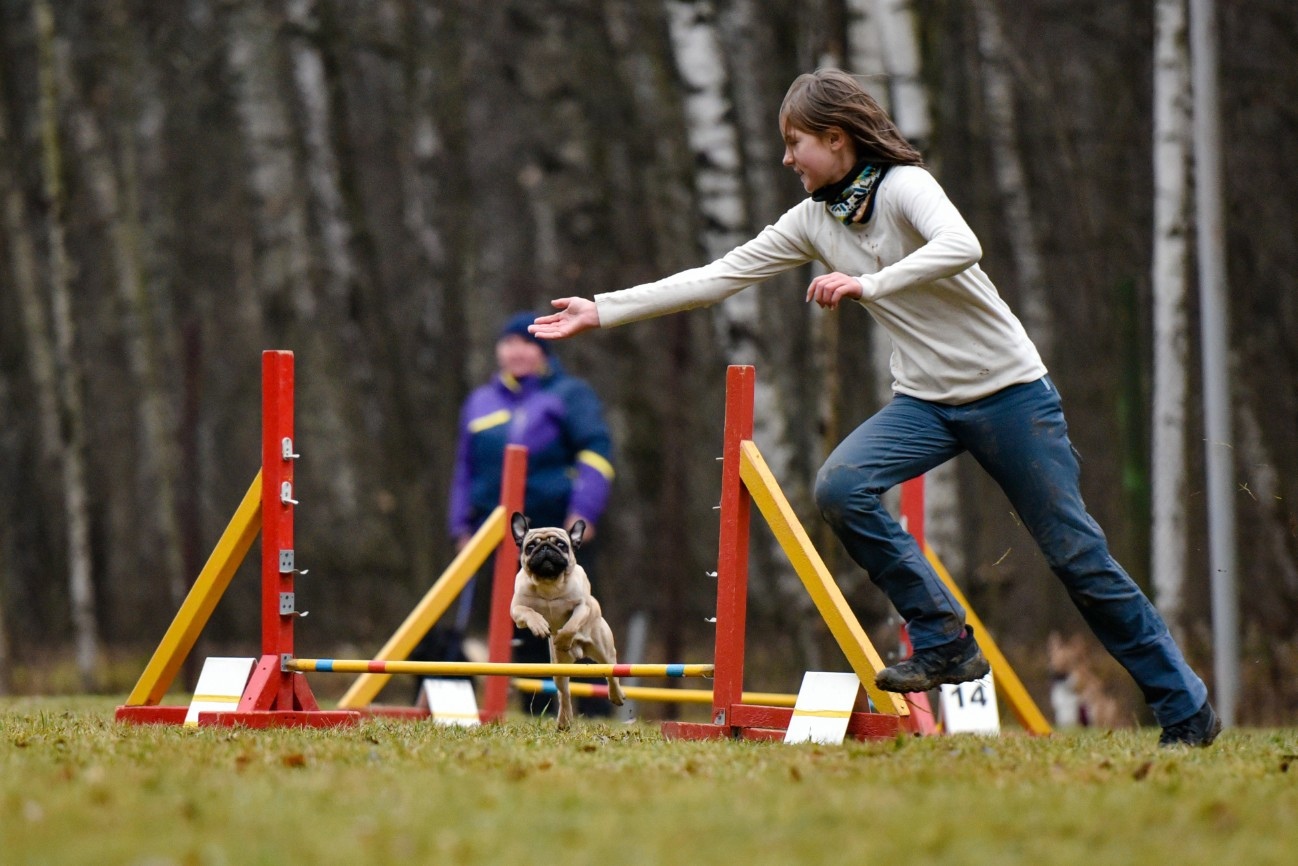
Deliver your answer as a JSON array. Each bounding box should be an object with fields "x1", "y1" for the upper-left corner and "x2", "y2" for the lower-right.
[{"x1": 497, "y1": 311, "x2": 551, "y2": 354}]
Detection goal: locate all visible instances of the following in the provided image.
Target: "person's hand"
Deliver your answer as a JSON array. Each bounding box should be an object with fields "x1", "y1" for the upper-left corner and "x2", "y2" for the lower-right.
[
  {"x1": 528, "y1": 298, "x2": 601, "y2": 339},
  {"x1": 806, "y1": 272, "x2": 864, "y2": 309}
]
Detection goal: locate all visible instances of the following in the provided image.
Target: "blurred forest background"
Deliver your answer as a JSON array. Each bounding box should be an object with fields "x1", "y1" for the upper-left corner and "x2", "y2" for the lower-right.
[{"x1": 0, "y1": 0, "x2": 1295, "y2": 725}]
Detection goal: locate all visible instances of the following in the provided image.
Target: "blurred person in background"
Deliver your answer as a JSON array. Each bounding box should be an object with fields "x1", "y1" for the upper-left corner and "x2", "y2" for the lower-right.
[{"x1": 414, "y1": 311, "x2": 616, "y2": 718}]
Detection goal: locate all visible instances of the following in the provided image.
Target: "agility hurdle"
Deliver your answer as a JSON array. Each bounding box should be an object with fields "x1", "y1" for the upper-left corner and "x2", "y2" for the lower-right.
[
  {"x1": 658, "y1": 366, "x2": 907, "y2": 742},
  {"x1": 114, "y1": 350, "x2": 544, "y2": 726},
  {"x1": 512, "y1": 677, "x2": 798, "y2": 708},
  {"x1": 117, "y1": 351, "x2": 359, "y2": 727},
  {"x1": 661, "y1": 365, "x2": 1047, "y2": 740}
]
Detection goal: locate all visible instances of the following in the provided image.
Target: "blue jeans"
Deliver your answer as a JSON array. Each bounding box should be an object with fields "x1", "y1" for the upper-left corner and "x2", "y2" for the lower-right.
[{"x1": 814, "y1": 377, "x2": 1207, "y2": 726}]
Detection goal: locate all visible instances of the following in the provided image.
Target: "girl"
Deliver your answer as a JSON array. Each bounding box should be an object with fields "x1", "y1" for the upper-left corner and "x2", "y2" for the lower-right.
[{"x1": 529, "y1": 69, "x2": 1218, "y2": 747}]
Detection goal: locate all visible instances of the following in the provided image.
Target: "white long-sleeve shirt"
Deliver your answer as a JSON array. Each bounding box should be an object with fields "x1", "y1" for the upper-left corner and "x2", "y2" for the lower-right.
[{"x1": 595, "y1": 165, "x2": 1046, "y2": 405}]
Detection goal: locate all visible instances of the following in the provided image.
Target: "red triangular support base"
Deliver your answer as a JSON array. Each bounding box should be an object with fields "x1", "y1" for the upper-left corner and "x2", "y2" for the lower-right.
[
  {"x1": 192, "y1": 654, "x2": 360, "y2": 728},
  {"x1": 662, "y1": 707, "x2": 903, "y2": 742}
]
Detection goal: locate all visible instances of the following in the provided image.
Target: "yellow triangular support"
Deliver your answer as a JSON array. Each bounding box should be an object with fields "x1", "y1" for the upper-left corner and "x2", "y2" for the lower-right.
[
  {"x1": 738, "y1": 440, "x2": 909, "y2": 717},
  {"x1": 336, "y1": 507, "x2": 507, "y2": 708},
  {"x1": 123, "y1": 472, "x2": 262, "y2": 706}
]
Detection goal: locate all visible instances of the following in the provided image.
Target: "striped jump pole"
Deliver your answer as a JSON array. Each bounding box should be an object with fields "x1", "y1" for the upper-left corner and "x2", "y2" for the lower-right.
[
  {"x1": 511, "y1": 677, "x2": 796, "y2": 708},
  {"x1": 286, "y1": 659, "x2": 714, "y2": 679}
]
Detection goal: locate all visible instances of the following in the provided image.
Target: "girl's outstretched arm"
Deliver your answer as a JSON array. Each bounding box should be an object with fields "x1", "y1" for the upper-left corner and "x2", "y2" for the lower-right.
[{"x1": 529, "y1": 297, "x2": 601, "y2": 340}]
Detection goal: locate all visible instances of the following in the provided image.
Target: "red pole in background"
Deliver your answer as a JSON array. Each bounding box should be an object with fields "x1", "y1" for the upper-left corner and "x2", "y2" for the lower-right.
[
  {"x1": 711, "y1": 365, "x2": 755, "y2": 728},
  {"x1": 897, "y1": 475, "x2": 938, "y2": 733},
  {"x1": 900, "y1": 477, "x2": 924, "y2": 544},
  {"x1": 483, "y1": 445, "x2": 528, "y2": 720}
]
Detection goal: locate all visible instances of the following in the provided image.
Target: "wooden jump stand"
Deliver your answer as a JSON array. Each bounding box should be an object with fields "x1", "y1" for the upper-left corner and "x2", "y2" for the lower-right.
[
  {"x1": 662, "y1": 365, "x2": 911, "y2": 741},
  {"x1": 116, "y1": 351, "x2": 357, "y2": 726},
  {"x1": 115, "y1": 350, "x2": 531, "y2": 727},
  {"x1": 116, "y1": 353, "x2": 1046, "y2": 735}
]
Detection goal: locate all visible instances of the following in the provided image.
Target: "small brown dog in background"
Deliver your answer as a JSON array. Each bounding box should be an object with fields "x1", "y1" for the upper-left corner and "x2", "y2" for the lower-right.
[{"x1": 509, "y1": 512, "x2": 625, "y2": 730}]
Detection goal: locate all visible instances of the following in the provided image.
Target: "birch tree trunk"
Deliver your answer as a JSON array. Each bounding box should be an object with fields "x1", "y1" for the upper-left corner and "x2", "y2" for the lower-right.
[
  {"x1": 842, "y1": 6, "x2": 902, "y2": 414},
  {"x1": 35, "y1": 0, "x2": 101, "y2": 689},
  {"x1": 224, "y1": 0, "x2": 316, "y2": 322},
  {"x1": 602, "y1": 0, "x2": 749, "y2": 688},
  {"x1": 973, "y1": 0, "x2": 1053, "y2": 365},
  {"x1": 665, "y1": 0, "x2": 776, "y2": 427},
  {"x1": 666, "y1": 12, "x2": 793, "y2": 506},
  {"x1": 718, "y1": 0, "x2": 836, "y2": 668},
  {"x1": 1150, "y1": 0, "x2": 1192, "y2": 637},
  {"x1": 872, "y1": 0, "x2": 932, "y2": 147},
  {"x1": 227, "y1": 0, "x2": 377, "y2": 570},
  {"x1": 282, "y1": 0, "x2": 367, "y2": 522},
  {"x1": 877, "y1": 0, "x2": 966, "y2": 579},
  {"x1": 845, "y1": 0, "x2": 891, "y2": 107},
  {"x1": 845, "y1": 0, "x2": 966, "y2": 584}
]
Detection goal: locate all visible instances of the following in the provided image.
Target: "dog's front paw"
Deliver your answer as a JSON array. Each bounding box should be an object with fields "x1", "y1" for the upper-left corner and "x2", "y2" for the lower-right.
[{"x1": 515, "y1": 611, "x2": 550, "y2": 639}]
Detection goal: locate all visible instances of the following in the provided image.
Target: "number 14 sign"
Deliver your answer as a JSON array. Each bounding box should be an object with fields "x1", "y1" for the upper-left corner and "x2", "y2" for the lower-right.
[{"x1": 939, "y1": 673, "x2": 1000, "y2": 735}]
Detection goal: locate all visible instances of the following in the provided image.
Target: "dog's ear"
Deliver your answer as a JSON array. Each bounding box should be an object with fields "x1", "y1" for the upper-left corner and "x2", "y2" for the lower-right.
[
  {"x1": 510, "y1": 512, "x2": 530, "y2": 547},
  {"x1": 567, "y1": 519, "x2": 586, "y2": 550}
]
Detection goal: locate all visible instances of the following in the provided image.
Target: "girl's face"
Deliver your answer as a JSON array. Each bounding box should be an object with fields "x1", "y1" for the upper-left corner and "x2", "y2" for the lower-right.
[{"x1": 781, "y1": 123, "x2": 856, "y2": 193}]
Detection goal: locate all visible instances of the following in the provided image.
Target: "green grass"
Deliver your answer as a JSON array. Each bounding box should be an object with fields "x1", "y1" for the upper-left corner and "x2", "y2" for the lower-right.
[{"x1": 2, "y1": 697, "x2": 1296, "y2": 866}]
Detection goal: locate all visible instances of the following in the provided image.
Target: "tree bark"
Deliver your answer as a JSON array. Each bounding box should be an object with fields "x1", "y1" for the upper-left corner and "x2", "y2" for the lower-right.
[
  {"x1": 1, "y1": 74, "x2": 60, "y2": 463},
  {"x1": 665, "y1": 0, "x2": 793, "y2": 566},
  {"x1": 872, "y1": 0, "x2": 932, "y2": 146},
  {"x1": 973, "y1": 0, "x2": 1053, "y2": 364},
  {"x1": 1150, "y1": 0, "x2": 1192, "y2": 637},
  {"x1": 66, "y1": 0, "x2": 189, "y2": 613},
  {"x1": 35, "y1": 0, "x2": 102, "y2": 690}
]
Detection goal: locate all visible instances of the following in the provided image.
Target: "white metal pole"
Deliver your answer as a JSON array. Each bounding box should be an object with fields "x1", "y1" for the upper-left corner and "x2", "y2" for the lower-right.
[{"x1": 1189, "y1": 0, "x2": 1238, "y2": 725}]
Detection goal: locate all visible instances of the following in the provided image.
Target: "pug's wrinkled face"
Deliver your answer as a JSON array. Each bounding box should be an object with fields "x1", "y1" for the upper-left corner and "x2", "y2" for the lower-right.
[{"x1": 511, "y1": 513, "x2": 586, "y2": 580}]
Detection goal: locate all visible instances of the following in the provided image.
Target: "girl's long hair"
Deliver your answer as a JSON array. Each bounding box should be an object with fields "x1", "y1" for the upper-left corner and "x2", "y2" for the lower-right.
[{"x1": 780, "y1": 68, "x2": 924, "y2": 166}]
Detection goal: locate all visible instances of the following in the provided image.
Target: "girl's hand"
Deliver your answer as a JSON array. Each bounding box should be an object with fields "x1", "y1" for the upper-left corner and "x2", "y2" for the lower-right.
[
  {"x1": 529, "y1": 297, "x2": 601, "y2": 339},
  {"x1": 806, "y1": 272, "x2": 864, "y2": 309}
]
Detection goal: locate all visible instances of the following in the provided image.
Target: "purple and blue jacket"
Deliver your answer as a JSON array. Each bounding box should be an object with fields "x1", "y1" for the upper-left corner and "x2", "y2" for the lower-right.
[{"x1": 448, "y1": 364, "x2": 615, "y2": 539}]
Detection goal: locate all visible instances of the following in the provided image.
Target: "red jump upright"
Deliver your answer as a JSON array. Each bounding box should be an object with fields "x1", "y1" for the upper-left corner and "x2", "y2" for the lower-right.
[
  {"x1": 482, "y1": 445, "x2": 528, "y2": 721},
  {"x1": 201, "y1": 350, "x2": 360, "y2": 727},
  {"x1": 204, "y1": 351, "x2": 358, "y2": 727},
  {"x1": 662, "y1": 365, "x2": 903, "y2": 742}
]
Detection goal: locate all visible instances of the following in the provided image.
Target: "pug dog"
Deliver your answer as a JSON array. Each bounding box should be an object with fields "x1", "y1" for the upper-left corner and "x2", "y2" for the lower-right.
[{"x1": 509, "y1": 512, "x2": 625, "y2": 730}]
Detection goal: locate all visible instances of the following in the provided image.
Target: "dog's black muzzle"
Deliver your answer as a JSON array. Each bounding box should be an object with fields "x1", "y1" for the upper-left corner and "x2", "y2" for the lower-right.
[{"x1": 526, "y1": 544, "x2": 569, "y2": 579}]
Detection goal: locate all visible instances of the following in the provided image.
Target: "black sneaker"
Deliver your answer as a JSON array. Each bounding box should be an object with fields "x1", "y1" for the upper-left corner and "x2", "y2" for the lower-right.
[
  {"x1": 1158, "y1": 701, "x2": 1222, "y2": 748},
  {"x1": 876, "y1": 626, "x2": 990, "y2": 693}
]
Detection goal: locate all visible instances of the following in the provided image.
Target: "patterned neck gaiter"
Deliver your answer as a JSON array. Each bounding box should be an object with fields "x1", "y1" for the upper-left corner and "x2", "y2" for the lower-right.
[{"x1": 812, "y1": 160, "x2": 891, "y2": 225}]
